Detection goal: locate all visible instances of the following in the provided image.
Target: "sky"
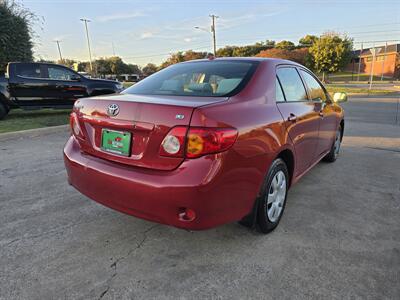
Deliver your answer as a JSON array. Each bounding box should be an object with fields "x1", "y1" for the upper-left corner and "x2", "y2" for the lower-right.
[{"x1": 24, "y1": 0, "x2": 400, "y2": 67}]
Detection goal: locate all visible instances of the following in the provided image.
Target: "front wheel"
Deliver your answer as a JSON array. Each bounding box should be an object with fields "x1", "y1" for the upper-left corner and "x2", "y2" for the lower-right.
[
  {"x1": 324, "y1": 126, "x2": 342, "y2": 162},
  {"x1": 257, "y1": 159, "x2": 289, "y2": 234}
]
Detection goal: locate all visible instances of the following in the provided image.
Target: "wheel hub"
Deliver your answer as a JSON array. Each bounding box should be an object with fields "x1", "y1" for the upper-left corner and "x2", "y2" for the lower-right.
[{"x1": 266, "y1": 170, "x2": 287, "y2": 222}]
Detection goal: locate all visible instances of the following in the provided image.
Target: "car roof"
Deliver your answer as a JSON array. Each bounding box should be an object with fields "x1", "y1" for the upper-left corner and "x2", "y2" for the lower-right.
[{"x1": 180, "y1": 57, "x2": 303, "y2": 67}]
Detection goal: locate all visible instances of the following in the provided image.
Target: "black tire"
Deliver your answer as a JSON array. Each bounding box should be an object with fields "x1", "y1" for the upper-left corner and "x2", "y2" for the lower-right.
[
  {"x1": 323, "y1": 126, "x2": 342, "y2": 163},
  {"x1": 0, "y1": 102, "x2": 8, "y2": 120},
  {"x1": 256, "y1": 158, "x2": 289, "y2": 234}
]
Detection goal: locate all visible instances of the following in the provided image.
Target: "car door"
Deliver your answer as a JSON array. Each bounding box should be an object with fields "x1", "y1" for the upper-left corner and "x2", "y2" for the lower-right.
[
  {"x1": 276, "y1": 67, "x2": 320, "y2": 176},
  {"x1": 43, "y1": 64, "x2": 88, "y2": 105},
  {"x1": 299, "y1": 69, "x2": 338, "y2": 158},
  {"x1": 8, "y1": 63, "x2": 53, "y2": 106}
]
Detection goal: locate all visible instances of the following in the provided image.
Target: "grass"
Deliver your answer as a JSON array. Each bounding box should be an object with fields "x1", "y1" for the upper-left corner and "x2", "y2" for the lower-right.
[
  {"x1": 0, "y1": 108, "x2": 70, "y2": 134},
  {"x1": 318, "y1": 71, "x2": 395, "y2": 83},
  {"x1": 326, "y1": 85, "x2": 395, "y2": 95},
  {"x1": 122, "y1": 82, "x2": 135, "y2": 88}
]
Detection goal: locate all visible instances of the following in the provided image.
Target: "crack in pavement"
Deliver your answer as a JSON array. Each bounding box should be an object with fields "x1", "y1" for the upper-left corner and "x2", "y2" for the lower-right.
[
  {"x1": 365, "y1": 146, "x2": 400, "y2": 153},
  {"x1": 98, "y1": 224, "x2": 159, "y2": 299}
]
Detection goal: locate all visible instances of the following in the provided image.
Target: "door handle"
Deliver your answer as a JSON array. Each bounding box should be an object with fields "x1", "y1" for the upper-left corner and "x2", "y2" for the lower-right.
[{"x1": 288, "y1": 113, "x2": 297, "y2": 122}]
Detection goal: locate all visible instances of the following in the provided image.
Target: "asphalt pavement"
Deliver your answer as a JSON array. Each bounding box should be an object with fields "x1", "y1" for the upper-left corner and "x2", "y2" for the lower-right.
[{"x1": 0, "y1": 96, "x2": 399, "y2": 299}]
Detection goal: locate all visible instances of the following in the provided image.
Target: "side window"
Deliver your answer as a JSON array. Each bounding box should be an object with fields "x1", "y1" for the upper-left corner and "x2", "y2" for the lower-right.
[
  {"x1": 15, "y1": 64, "x2": 42, "y2": 78},
  {"x1": 276, "y1": 68, "x2": 308, "y2": 102},
  {"x1": 47, "y1": 66, "x2": 77, "y2": 81},
  {"x1": 276, "y1": 77, "x2": 285, "y2": 102},
  {"x1": 300, "y1": 70, "x2": 327, "y2": 101}
]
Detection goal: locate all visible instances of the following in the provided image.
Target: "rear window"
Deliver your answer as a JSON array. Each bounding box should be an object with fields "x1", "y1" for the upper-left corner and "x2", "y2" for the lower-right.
[
  {"x1": 15, "y1": 64, "x2": 42, "y2": 78},
  {"x1": 123, "y1": 60, "x2": 259, "y2": 97}
]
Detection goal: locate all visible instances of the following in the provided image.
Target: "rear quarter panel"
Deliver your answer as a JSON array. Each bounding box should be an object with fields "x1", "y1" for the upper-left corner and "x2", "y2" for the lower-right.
[{"x1": 189, "y1": 60, "x2": 294, "y2": 217}]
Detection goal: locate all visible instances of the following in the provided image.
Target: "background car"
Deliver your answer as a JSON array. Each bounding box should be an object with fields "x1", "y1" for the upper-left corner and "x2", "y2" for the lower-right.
[
  {"x1": 64, "y1": 58, "x2": 346, "y2": 233},
  {"x1": 0, "y1": 62, "x2": 124, "y2": 119}
]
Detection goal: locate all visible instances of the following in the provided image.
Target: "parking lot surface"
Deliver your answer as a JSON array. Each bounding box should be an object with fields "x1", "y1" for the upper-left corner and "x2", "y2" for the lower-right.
[{"x1": 1, "y1": 97, "x2": 399, "y2": 299}]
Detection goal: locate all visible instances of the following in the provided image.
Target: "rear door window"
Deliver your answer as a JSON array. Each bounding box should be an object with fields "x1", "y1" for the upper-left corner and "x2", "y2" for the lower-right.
[
  {"x1": 276, "y1": 67, "x2": 308, "y2": 102},
  {"x1": 47, "y1": 66, "x2": 77, "y2": 81},
  {"x1": 15, "y1": 64, "x2": 42, "y2": 79},
  {"x1": 276, "y1": 77, "x2": 285, "y2": 102},
  {"x1": 299, "y1": 69, "x2": 327, "y2": 101}
]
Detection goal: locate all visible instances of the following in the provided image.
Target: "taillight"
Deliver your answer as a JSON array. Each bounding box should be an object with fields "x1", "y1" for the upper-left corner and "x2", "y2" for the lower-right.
[
  {"x1": 70, "y1": 112, "x2": 82, "y2": 137},
  {"x1": 186, "y1": 127, "x2": 238, "y2": 158},
  {"x1": 160, "y1": 126, "x2": 238, "y2": 158},
  {"x1": 159, "y1": 126, "x2": 187, "y2": 157}
]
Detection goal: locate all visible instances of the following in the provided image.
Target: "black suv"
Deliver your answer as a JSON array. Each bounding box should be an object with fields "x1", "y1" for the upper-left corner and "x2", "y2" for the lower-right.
[{"x1": 0, "y1": 62, "x2": 124, "y2": 119}]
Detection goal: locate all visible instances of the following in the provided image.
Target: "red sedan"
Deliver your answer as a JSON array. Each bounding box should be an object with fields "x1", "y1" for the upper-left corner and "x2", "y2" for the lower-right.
[{"x1": 64, "y1": 58, "x2": 346, "y2": 233}]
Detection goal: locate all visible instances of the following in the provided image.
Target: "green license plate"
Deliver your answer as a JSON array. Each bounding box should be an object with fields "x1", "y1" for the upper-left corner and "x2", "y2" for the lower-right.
[{"x1": 101, "y1": 129, "x2": 131, "y2": 156}]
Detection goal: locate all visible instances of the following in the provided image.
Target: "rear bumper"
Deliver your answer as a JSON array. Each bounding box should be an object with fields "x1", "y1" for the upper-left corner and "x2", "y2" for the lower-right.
[{"x1": 64, "y1": 136, "x2": 257, "y2": 230}]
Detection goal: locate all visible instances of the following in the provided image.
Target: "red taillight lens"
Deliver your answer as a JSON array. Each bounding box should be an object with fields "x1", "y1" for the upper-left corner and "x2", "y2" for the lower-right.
[
  {"x1": 159, "y1": 126, "x2": 187, "y2": 157},
  {"x1": 186, "y1": 127, "x2": 238, "y2": 158},
  {"x1": 70, "y1": 112, "x2": 82, "y2": 137},
  {"x1": 160, "y1": 126, "x2": 238, "y2": 158}
]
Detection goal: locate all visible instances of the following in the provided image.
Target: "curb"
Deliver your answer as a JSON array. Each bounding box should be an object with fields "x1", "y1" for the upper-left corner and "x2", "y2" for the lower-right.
[{"x1": 0, "y1": 124, "x2": 69, "y2": 142}]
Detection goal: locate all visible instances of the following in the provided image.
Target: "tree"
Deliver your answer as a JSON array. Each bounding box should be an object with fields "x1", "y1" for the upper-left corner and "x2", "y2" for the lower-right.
[
  {"x1": 309, "y1": 33, "x2": 353, "y2": 79},
  {"x1": 216, "y1": 40, "x2": 275, "y2": 57},
  {"x1": 57, "y1": 59, "x2": 77, "y2": 69},
  {"x1": 275, "y1": 40, "x2": 295, "y2": 50},
  {"x1": 125, "y1": 63, "x2": 141, "y2": 75},
  {"x1": 256, "y1": 48, "x2": 310, "y2": 66},
  {"x1": 299, "y1": 35, "x2": 318, "y2": 47},
  {"x1": 0, "y1": 0, "x2": 37, "y2": 71},
  {"x1": 142, "y1": 63, "x2": 158, "y2": 76},
  {"x1": 159, "y1": 50, "x2": 207, "y2": 69}
]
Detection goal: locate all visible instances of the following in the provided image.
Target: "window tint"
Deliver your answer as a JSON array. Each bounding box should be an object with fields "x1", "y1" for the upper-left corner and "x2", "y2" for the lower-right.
[
  {"x1": 276, "y1": 77, "x2": 285, "y2": 102},
  {"x1": 276, "y1": 68, "x2": 307, "y2": 102},
  {"x1": 47, "y1": 66, "x2": 77, "y2": 81},
  {"x1": 300, "y1": 70, "x2": 327, "y2": 101},
  {"x1": 124, "y1": 61, "x2": 258, "y2": 97},
  {"x1": 15, "y1": 64, "x2": 42, "y2": 78}
]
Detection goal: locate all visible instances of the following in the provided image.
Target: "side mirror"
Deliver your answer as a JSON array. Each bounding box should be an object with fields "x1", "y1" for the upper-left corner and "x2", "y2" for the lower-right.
[
  {"x1": 333, "y1": 92, "x2": 348, "y2": 103},
  {"x1": 70, "y1": 74, "x2": 81, "y2": 81}
]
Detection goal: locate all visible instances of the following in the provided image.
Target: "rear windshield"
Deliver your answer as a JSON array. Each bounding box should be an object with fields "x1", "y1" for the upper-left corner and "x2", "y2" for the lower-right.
[{"x1": 123, "y1": 60, "x2": 259, "y2": 97}]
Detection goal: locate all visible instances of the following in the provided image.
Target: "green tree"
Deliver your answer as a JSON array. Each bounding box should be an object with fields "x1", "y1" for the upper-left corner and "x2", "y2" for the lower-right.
[
  {"x1": 309, "y1": 33, "x2": 353, "y2": 79},
  {"x1": 299, "y1": 35, "x2": 318, "y2": 47},
  {"x1": 142, "y1": 63, "x2": 158, "y2": 76},
  {"x1": 125, "y1": 63, "x2": 141, "y2": 75},
  {"x1": 57, "y1": 59, "x2": 77, "y2": 69},
  {"x1": 0, "y1": 0, "x2": 37, "y2": 71},
  {"x1": 275, "y1": 40, "x2": 295, "y2": 50},
  {"x1": 217, "y1": 40, "x2": 275, "y2": 57}
]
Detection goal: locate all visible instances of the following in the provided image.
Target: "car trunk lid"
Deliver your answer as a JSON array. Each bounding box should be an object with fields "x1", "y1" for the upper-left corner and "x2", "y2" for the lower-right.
[{"x1": 73, "y1": 94, "x2": 227, "y2": 171}]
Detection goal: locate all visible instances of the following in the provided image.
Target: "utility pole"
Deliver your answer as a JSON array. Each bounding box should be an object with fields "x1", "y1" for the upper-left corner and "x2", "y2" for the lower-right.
[
  {"x1": 357, "y1": 42, "x2": 363, "y2": 81},
  {"x1": 209, "y1": 14, "x2": 219, "y2": 56},
  {"x1": 80, "y1": 18, "x2": 93, "y2": 73},
  {"x1": 381, "y1": 42, "x2": 387, "y2": 81},
  {"x1": 54, "y1": 40, "x2": 63, "y2": 63}
]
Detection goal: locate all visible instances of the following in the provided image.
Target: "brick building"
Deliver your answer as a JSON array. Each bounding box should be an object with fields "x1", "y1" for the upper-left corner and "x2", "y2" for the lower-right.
[{"x1": 347, "y1": 44, "x2": 400, "y2": 78}]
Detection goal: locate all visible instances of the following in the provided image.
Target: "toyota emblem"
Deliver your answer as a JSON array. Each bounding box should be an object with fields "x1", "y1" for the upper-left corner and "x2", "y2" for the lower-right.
[{"x1": 107, "y1": 104, "x2": 120, "y2": 116}]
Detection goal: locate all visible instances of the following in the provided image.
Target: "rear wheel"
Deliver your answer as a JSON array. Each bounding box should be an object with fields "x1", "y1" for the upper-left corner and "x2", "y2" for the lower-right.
[
  {"x1": 0, "y1": 102, "x2": 8, "y2": 120},
  {"x1": 256, "y1": 159, "x2": 289, "y2": 234},
  {"x1": 324, "y1": 126, "x2": 342, "y2": 162}
]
